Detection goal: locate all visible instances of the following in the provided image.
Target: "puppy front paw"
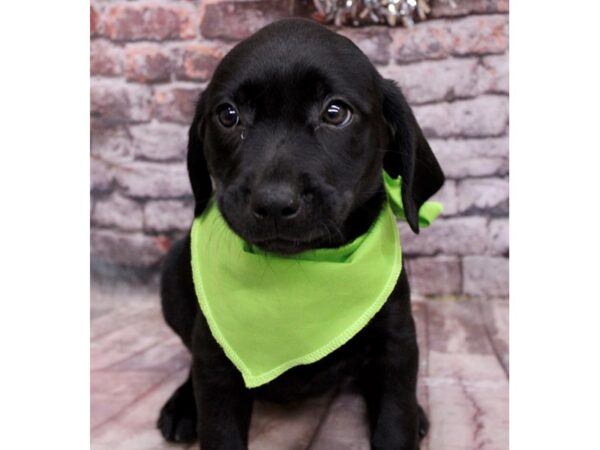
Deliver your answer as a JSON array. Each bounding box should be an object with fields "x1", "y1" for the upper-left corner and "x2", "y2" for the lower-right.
[
  {"x1": 157, "y1": 381, "x2": 197, "y2": 443},
  {"x1": 418, "y1": 404, "x2": 429, "y2": 439},
  {"x1": 371, "y1": 406, "x2": 428, "y2": 450}
]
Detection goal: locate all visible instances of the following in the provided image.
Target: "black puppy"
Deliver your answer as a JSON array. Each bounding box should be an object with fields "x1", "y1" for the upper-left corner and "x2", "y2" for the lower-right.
[{"x1": 158, "y1": 18, "x2": 444, "y2": 450}]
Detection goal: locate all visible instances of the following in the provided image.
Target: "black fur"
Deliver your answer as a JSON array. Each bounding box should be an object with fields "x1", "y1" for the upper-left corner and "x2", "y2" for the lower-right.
[{"x1": 158, "y1": 18, "x2": 444, "y2": 450}]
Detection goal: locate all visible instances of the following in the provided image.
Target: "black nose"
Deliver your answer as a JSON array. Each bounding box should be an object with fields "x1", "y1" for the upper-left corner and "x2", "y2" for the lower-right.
[{"x1": 251, "y1": 183, "x2": 301, "y2": 220}]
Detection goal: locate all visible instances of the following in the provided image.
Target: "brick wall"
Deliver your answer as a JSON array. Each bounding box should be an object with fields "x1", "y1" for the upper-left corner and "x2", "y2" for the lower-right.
[{"x1": 91, "y1": 0, "x2": 509, "y2": 299}]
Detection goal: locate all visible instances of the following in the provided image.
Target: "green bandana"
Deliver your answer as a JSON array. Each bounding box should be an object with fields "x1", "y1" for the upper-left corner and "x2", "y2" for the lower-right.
[{"x1": 190, "y1": 172, "x2": 442, "y2": 387}]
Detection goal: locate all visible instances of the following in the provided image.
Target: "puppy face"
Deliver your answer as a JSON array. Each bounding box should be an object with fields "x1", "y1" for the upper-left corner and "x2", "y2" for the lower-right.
[{"x1": 187, "y1": 19, "x2": 444, "y2": 254}]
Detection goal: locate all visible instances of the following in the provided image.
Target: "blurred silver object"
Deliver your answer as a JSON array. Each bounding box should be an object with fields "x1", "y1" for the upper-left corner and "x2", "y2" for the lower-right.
[{"x1": 313, "y1": 0, "x2": 441, "y2": 27}]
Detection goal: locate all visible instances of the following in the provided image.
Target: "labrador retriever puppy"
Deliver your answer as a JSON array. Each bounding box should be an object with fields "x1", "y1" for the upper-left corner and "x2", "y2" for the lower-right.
[{"x1": 158, "y1": 18, "x2": 444, "y2": 450}]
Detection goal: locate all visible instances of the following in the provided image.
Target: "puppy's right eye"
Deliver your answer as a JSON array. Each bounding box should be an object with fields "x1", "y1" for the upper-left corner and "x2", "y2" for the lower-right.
[
  {"x1": 217, "y1": 104, "x2": 239, "y2": 128},
  {"x1": 321, "y1": 101, "x2": 352, "y2": 127}
]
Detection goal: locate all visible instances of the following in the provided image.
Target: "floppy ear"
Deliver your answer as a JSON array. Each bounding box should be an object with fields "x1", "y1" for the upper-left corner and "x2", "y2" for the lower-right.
[
  {"x1": 381, "y1": 79, "x2": 445, "y2": 234},
  {"x1": 187, "y1": 91, "x2": 213, "y2": 217}
]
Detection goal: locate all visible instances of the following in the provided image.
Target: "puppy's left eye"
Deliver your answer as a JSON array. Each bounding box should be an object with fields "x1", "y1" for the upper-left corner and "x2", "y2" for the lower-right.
[
  {"x1": 217, "y1": 104, "x2": 239, "y2": 128},
  {"x1": 322, "y1": 101, "x2": 352, "y2": 127}
]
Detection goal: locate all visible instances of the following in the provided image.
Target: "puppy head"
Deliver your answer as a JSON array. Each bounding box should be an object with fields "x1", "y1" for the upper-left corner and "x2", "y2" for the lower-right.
[{"x1": 188, "y1": 18, "x2": 444, "y2": 254}]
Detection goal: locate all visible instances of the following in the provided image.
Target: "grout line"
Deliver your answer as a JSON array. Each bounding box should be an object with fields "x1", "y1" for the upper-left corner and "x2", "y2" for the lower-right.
[
  {"x1": 97, "y1": 338, "x2": 166, "y2": 372},
  {"x1": 91, "y1": 302, "x2": 156, "y2": 342},
  {"x1": 476, "y1": 299, "x2": 509, "y2": 379},
  {"x1": 91, "y1": 366, "x2": 187, "y2": 433}
]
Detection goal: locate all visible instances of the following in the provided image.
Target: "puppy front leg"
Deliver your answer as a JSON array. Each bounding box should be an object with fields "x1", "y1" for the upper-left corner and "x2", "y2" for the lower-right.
[
  {"x1": 192, "y1": 320, "x2": 253, "y2": 450},
  {"x1": 360, "y1": 319, "x2": 422, "y2": 450}
]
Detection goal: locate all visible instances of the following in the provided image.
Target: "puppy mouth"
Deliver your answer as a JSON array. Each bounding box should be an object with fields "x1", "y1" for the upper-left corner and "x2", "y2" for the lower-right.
[
  {"x1": 217, "y1": 195, "x2": 348, "y2": 255},
  {"x1": 250, "y1": 235, "x2": 329, "y2": 255},
  {"x1": 219, "y1": 206, "x2": 330, "y2": 254}
]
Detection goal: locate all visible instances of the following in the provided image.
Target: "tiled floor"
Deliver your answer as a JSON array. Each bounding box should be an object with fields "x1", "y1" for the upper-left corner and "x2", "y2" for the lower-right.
[{"x1": 91, "y1": 283, "x2": 508, "y2": 450}]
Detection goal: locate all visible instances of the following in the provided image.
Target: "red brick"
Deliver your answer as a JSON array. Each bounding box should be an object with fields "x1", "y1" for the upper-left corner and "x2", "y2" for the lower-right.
[
  {"x1": 153, "y1": 87, "x2": 201, "y2": 124},
  {"x1": 449, "y1": 15, "x2": 508, "y2": 56},
  {"x1": 92, "y1": 193, "x2": 144, "y2": 231},
  {"x1": 91, "y1": 41, "x2": 122, "y2": 77},
  {"x1": 174, "y1": 44, "x2": 222, "y2": 82},
  {"x1": 431, "y1": 180, "x2": 458, "y2": 216},
  {"x1": 200, "y1": 0, "x2": 290, "y2": 41},
  {"x1": 380, "y1": 58, "x2": 480, "y2": 104},
  {"x1": 394, "y1": 15, "x2": 508, "y2": 63},
  {"x1": 394, "y1": 20, "x2": 450, "y2": 63},
  {"x1": 457, "y1": 178, "x2": 509, "y2": 214},
  {"x1": 337, "y1": 28, "x2": 392, "y2": 65},
  {"x1": 91, "y1": 86, "x2": 127, "y2": 122},
  {"x1": 129, "y1": 122, "x2": 188, "y2": 161},
  {"x1": 105, "y1": 4, "x2": 195, "y2": 41},
  {"x1": 478, "y1": 53, "x2": 509, "y2": 94},
  {"x1": 463, "y1": 256, "x2": 508, "y2": 297},
  {"x1": 114, "y1": 161, "x2": 191, "y2": 199},
  {"x1": 407, "y1": 256, "x2": 462, "y2": 296},
  {"x1": 91, "y1": 158, "x2": 115, "y2": 193},
  {"x1": 430, "y1": 0, "x2": 509, "y2": 18},
  {"x1": 399, "y1": 217, "x2": 488, "y2": 256},
  {"x1": 413, "y1": 96, "x2": 508, "y2": 138},
  {"x1": 91, "y1": 121, "x2": 134, "y2": 164},
  {"x1": 429, "y1": 137, "x2": 508, "y2": 179},
  {"x1": 125, "y1": 45, "x2": 171, "y2": 83},
  {"x1": 91, "y1": 82, "x2": 153, "y2": 123},
  {"x1": 488, "y1": 219, "x2": 508, "y2": 256},
  {"x1": 91, "y1": 229, "x2": 166, "y2": 267},
  {"x1": 144, "y1": 199, "x2": 193, "y2": 233},
  {"x1": 91, "y1": 5, "x2": 101, "y2": 36}
]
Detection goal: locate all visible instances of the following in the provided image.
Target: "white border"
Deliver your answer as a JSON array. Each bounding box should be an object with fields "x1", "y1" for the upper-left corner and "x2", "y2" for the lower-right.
[
  {"x1": 511, "y1": 2, "x2": 600, "y2": 449},
  {"x1": 0, "y1": 2, "x2": 90, "y2": 448},
  {"x1": 1, "y1": 1, "x2": 600, "y2": 448}
]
